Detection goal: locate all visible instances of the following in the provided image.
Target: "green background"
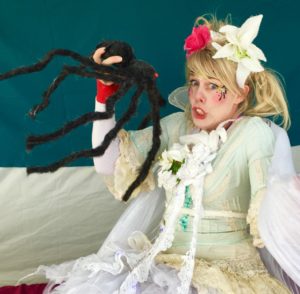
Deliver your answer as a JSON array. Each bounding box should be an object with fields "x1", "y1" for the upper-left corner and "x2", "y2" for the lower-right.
[{"x1": 0, "y1": 0, "x2": 299, "y2": 167}]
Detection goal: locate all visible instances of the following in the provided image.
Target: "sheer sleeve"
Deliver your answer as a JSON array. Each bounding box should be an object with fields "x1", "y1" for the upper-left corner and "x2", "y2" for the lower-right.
[
  {"x1": 245, "y1": 117, "x2": 275, "y2": 248},
  {"x1": 102, "y1": 127, "x2": 159, "y2": 200},
  {"x1": 103, "y1": 112, "x2": 188, "y2": 200}
]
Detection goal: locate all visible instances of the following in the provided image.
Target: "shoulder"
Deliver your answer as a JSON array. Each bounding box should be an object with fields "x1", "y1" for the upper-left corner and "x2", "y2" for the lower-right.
[
  {"x1": 240, "y1": 116, "x2": 275, "y2": 159},
  {"x1": 159, "y1": 111, "x2": 191, "y2": 144},
  {"x1": 160, "y1": 111, "x2": 187, "y2": 131},
  {"x1": 240, "y1": 116, "x2": 274, "y2": 141},
  {"x1": 160, "y1": 111, "x2": 185, "y2": 124},
  {"x1": 242, "y1": 116, "x2": 270, "y2": 130}
]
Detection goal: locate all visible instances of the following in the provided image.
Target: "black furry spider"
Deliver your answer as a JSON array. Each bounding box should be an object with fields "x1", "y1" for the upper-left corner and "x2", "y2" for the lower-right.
[{"x1": 0, "y1": 41, "x2": 165, "y2": 201}]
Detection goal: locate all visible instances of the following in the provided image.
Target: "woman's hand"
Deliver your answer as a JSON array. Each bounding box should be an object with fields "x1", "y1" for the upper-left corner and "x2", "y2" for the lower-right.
[
  {"x1": 92, "y1": 47, "x2": 123, "y2": 85},
  {"x1": 93, "y1": 47, "x2": 122, "y2": 103}
]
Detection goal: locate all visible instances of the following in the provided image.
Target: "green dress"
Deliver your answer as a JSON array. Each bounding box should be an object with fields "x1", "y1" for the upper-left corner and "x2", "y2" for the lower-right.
[{"x1": 103, "y1": 112, "x2": 290, "y2": 293}]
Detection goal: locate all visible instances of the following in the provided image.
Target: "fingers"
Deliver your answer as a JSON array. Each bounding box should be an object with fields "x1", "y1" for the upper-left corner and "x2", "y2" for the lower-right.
[
  {"x1": 92, "y1": 46, "x2": 123, "y2": 85},
  {"x1": 102, "y1": 56, "x2": 123, "y2": 65},
  {"x1": 93, "y1": 47, "x2": 105, "y2": 64},
  {"x1": 92, "y1": 47, "x2": 123, "y2": 66}
]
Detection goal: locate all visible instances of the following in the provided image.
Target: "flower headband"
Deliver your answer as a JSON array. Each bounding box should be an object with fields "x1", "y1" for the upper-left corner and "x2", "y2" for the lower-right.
[{"x1": 184, "y1": 15, "x2": 266, "y2": 88}]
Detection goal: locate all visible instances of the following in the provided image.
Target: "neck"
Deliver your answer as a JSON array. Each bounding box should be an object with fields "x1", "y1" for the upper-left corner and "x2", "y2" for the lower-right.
[{"x1": 224, "y1": 112, "x2": 243, "y2": 130}]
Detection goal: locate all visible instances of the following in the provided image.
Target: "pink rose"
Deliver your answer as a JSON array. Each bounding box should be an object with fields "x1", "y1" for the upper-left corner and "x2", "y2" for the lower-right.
[{"x1": 184, "y1": 25, "x2": 211, "y2": 57}]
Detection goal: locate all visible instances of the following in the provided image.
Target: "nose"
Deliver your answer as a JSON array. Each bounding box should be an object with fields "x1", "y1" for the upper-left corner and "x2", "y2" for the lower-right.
[{"x1": 191, "y1": 85, "x2": 206, "y2": 104}]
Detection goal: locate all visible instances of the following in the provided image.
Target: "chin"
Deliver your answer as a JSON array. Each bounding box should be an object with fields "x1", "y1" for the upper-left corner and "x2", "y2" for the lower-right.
[{"x1": 192, "y1": 118, "x2": 216, "y2": 131}]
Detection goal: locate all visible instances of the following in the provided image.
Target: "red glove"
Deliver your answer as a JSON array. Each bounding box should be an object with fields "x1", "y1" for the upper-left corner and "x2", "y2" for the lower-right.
[{"x1": 96, "y1": 80, "x2": 120, "y2": 104}]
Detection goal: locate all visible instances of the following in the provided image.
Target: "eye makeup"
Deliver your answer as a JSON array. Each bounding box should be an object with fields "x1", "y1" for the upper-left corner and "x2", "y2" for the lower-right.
[{"x1": 216, "y1": 85, "x2": 227, "y2": 101}]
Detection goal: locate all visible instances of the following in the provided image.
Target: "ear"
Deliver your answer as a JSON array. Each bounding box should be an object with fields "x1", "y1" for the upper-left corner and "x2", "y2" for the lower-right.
[{"x1": 234, "y1": 85, "x2": 249, "y2": 105}]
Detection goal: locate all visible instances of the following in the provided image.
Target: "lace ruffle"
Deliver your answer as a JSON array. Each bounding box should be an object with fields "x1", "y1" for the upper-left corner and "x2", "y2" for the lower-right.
[
  {"x1": 156, "y1": 253, "x2": 290, "y2": 294},
  {"x1": 247, "y1": 189, "x2": 265, "y2": 248},
  {"x1": 103, "y1": 130, "x2": 155, "y2": 200}
]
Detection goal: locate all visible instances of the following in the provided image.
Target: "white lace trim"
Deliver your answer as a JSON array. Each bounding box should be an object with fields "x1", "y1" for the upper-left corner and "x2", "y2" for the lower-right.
[
  {"x1": 103, "y1": 129, "x2": 155, "y2": 200},
  {"x1": 177, "y1": 179, "x2": 204, "y2": 293},
  {"x1": 117, "y1": 122, "x2": 230, "y2": 293},
  {"x1": 119, "y1": 183, "x2": 186, "y2": 293}
]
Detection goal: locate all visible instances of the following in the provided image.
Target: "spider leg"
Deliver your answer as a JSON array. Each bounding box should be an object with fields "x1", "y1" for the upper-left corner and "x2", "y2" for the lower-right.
[
  {"x1": 27, "y1": 83, "x2": 131, "y2": 149},
  {"x1": 29, "y1": 65, "x2": 127, "y2": 118},
  {"x1": 137, "y1": 83, "x2": 165, "y2": 130},
  {"x1": 26, "y1": 84, "x2": 142, "y2": 174},
  {"x1": 27, "y1": 111, "x2": 111, "y2": 149},
  {"x1": 29, "y1": 67, "x2": 69, "y2": 118},
  {"x1": 0, "y1": 49, "x2": 95, "y2": 81},
  {"x1": 64, "y1": 65, "x2": 127, "y2": 84},
  {"x1": 122, "y1": 81, "x2": 162, "y2": 201},
  {"x1": 137, "y1": 112, "x2": 152, "y2": 130}
]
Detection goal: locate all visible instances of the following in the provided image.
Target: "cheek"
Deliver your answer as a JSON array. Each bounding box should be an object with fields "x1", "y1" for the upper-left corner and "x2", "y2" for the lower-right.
[{"x1": 211, "y1": 92, "x2": 226, "y2": 104}]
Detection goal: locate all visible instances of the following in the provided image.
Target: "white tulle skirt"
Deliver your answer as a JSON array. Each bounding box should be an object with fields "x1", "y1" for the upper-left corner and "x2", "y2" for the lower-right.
[
  {"x1": 37, "y1": 188, "x2": 198, "y2": 293},
  {"x1": 34, "y1": 175, "x2": 300, "y2": 294}
]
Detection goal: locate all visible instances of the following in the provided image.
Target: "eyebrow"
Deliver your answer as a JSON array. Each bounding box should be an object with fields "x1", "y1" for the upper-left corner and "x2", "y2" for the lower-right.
[
  {"x1": 207, "y1": 76, "x2": 220, "y2": 81},
  {"x1": 189, "y1": 76, "x2": 222, "y2": 85},
  {"x1": 189, "y1": 74, "x2": 219, "y2": 80}
]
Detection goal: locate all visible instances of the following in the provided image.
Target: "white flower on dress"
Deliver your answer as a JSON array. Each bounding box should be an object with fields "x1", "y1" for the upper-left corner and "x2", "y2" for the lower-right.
[
  {"x1": 157, "y1": 126, "x2": 228, "y2": 191},
  {"x1": 159, "y1": 144, "x2": 189, "y2": 171},
  {"x1": 178, "y1": 156, "x2": 201, "y2": 182},
  {"x1": 211, "y1": 15, "x2": 266, "y2": 88},
  {"x1": 167, "y1": 143, "x2": 189, "y2": 162},
  {"x1": 159, "y1": 151, "x2": 173, "y2": 171},
  {"x1": 157, "y1": 170, "x2": 178, "y2": 190}
]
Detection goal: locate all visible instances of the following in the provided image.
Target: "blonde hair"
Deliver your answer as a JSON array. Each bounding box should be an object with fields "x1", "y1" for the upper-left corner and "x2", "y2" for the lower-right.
[{"x1": 185, "y1": 15, "x2": 290, "y2": 129}]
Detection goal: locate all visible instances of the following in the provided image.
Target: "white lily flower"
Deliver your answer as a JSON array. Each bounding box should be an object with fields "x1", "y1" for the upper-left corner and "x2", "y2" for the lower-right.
[
  {"x1": 211, "y1": 15, "x2": 266, "y2": 88},
  {"x1": 159, "y1": 150, "x2": 173, "y2": 170},
  {"x1": 158, "y1": 170, "x2": 177, "y2": 190},
  {"x1": 167, "y1": 144, "x2": 189, "y2": 162}
]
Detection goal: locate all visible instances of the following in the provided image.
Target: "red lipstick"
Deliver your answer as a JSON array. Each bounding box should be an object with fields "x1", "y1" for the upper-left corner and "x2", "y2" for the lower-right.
[{"x1": 192, "y1": 106, "x2": 207, "y2": 120}]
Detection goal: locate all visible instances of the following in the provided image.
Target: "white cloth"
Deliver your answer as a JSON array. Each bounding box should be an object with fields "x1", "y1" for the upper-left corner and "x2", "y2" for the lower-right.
[
  {"x1": 92, "y1": 101, "x2": 119, "y2": 175},
  {"x1": 268, "y1": 121, "x2": 295, "y2": 175},
  {"x1": 258, "y1": 121, "x2": 300, "y2": 289}
]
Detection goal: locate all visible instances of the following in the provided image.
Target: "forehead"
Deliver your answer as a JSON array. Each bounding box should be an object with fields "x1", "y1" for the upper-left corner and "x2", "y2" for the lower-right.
[
  {"x1": 186, "y1": 54, "x2": 230, "y2": 85},
  {"x1": 189, "y1": 75, "x2": 221, "y2": 83}
]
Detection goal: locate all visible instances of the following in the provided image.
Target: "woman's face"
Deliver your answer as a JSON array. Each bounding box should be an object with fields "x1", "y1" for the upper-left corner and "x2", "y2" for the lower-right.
[{"x1": 188, "y1": 75, "x2": 244, "y2": 131}]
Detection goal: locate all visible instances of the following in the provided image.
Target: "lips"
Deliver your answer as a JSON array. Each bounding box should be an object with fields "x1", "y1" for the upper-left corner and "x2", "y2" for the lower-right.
[{"x1": 192, "y1": 106, "x2": 207, "y2": 120}]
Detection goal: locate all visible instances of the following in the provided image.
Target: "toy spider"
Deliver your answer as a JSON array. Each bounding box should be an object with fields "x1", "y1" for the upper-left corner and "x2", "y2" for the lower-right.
[{"x1": 0, "y1": 41, "x2": 165, "y2": 201}]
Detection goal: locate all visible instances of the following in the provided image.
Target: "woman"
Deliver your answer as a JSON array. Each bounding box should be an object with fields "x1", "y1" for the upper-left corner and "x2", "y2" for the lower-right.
[{"x1": 34, "y1": 14, "x2": 298, "y2": 293}]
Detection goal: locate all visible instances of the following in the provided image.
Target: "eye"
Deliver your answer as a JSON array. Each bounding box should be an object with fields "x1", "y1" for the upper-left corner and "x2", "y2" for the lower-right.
[
  {"x1": 208, "y1": 83, "x2": 218, "y2": 90},
  {"x1": 189, "y1": 79, "x2": 199, "y2": 88}
]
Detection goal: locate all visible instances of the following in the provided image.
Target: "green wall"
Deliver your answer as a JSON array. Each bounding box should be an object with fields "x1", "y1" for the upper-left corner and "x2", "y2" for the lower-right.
[{"x1": 0, "y1": 0, "x2": 299, "y2": 167}]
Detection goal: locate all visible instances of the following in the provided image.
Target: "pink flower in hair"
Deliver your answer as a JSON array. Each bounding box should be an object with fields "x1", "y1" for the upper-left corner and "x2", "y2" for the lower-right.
[{"x1": 184, "y1": 25, "x2": 211, "y2": 57}]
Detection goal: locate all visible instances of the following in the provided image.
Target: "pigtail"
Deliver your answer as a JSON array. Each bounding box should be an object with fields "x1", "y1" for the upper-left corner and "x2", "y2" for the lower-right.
[{"x1": 244, "y1": 70, "x2": 290, "y2": 129}]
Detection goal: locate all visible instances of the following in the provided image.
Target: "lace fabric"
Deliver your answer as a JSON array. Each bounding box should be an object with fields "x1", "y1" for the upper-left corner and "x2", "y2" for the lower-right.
[
  {"x1": 156, "y1": 253, "x2": 290, "y2": 294},
  {"x1": 103, "y1": 129, "x2": 155, "y2": 200}
]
